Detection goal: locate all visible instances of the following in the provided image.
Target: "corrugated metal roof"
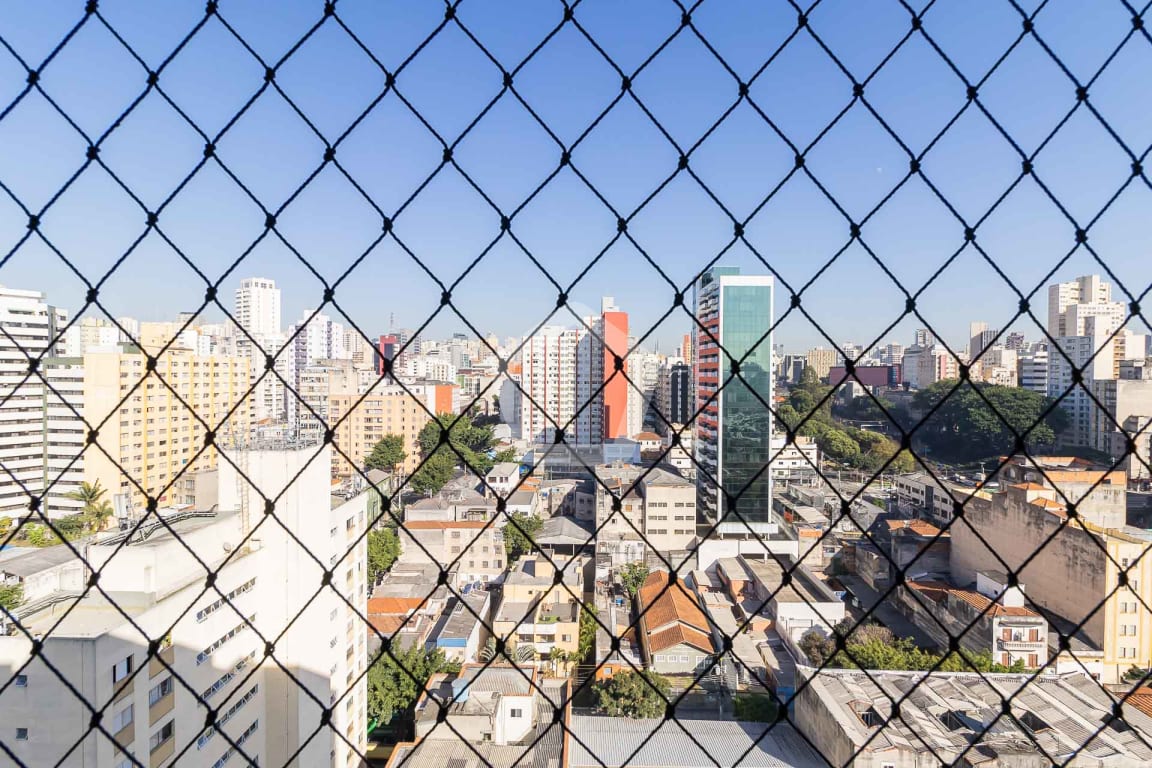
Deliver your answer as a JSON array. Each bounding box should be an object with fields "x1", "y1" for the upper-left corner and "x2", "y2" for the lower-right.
[{"x1": 567, "y1": 716, "x2": 825, "y2": 768}]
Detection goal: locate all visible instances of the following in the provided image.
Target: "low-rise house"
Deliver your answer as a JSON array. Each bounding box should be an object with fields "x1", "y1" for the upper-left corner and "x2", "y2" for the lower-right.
[
  {"x1": 397, "y1": 520, "x2": 504, "y2": 586},
  {"x1": 484, "y1": 461, "x2": 521, "y2": 497},
  {"x1": 636, "y1": 570, "x2": 716, "y2": 675},
  {"x1": 366, "y1": 596, "x2": 433, "y2": 651},
  {"x1": 404, "y1": 486, "x2": 497, "y2": 525},
  {"x1": 533, "y1": 515, "x2": 594, "y2": 557},
  {"x1": 885, "y1": 518, "x2": 950, "y2": 580},
  {"x1": 429, "y1": 592, "x2": 490, "y2": 663},
  {"x1": 594, "y1": 464, "x2": 697, "y2": 567},
  {"x1": 899, "y1": 570, "x2": 1049, "y2": 668},
  {"x1": 389, "y1": 664, "x2": 566, "y2": 768},
  {"x1": 492, "y1": 555, "x2": 584, "y2": 664},
  {"x1": 795, "y1": 668, "x2": 1152, "y2": 767}
]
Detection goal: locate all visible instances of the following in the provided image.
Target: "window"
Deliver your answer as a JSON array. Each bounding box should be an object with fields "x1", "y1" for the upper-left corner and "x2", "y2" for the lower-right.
[
  {"x1": 113, "y1": 704, "x2": 134, "y2": 732},
  {"x1": 112, "y1": 655, "x2": 133, "y2": 684},
  {"x1": 149, "y1": 720, "x2": 174, "y2": 753},
  {"x1": 149, "y1": 676, "x2": 173, "y2": 706},
  {"x1": 16, "y1": 728, "x2": 28, "y2": 741},
  {"x1": 14, "y1": 674, "x2": 26, "y2": 687},
  {"x1": 510, "y1": 708, "x2": 523, "y2": 718}
]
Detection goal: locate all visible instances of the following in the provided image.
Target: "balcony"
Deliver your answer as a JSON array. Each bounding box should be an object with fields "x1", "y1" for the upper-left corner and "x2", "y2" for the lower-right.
[{"x1": 998, "y1": 639, "x2": 1044, "y2": 652}]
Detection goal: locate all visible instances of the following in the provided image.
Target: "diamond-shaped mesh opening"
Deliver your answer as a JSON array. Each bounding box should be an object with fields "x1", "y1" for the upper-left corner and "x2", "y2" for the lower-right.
[{"x1": 0, "y1": 2, "x2": 1151, "y2": 768}]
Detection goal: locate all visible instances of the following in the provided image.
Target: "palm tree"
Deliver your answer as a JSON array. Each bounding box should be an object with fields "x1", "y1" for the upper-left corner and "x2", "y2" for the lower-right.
[
  {"x1": 479, "y1": 638, "x2": 536, "y2": 664},
  {"x1": 86, "y1": 500, "x2": 115, "y2": 532},
  {"x1": 65, "y1": 480, "x2": 106, "y2": 510},
  {"x1": 64, "y1": 481, "x2": 113, "y2": 532}
]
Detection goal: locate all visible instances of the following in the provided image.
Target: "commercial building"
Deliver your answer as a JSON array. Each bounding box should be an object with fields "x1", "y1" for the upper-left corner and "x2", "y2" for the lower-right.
[
  {"x1": 951, "y1": 456, "x2": 1148, "y2": 683},
  {"x1": 694, "y1": 267, "x2": 775, "y2": 531},
  {"x1": 804, "y1": 347, "x2": 840, "y2": 380},
  {"x1": 0, "y1": 445, "x2": 368, "y2": 768},
  {"x1": 82, "y1": 336, "x2": 251, "y2": 512},
  {"x1": 826, "y1": 364, "x2": 900, "y2": 388},
  {"x1": 795, "y1": 669, "x2": 1152, "y2": 767},
  {"x1": 655, "y1": 360, "x2": 692, "y2": 434},
  {"x1": 635, "y1": 570, "x2": 716, "y2": 675}
]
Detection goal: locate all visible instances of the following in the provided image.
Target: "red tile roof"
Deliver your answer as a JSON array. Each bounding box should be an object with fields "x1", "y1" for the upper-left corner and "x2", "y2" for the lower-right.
[
  {"x1": 637, "y1": 571, "x2": 714, "y2": 654},
  {"x1": 885, "y1": 519, "x2": 946, "y2": 537},
  {"x1": 368, "y1": 597, "x2": 423, "y2": 615},
  {"x1": 1125, "y1": 688, "x2": 1152, "y2": 719},
  {"x1": 648, "y1": 624, "x2": 714, "y2": 654}
]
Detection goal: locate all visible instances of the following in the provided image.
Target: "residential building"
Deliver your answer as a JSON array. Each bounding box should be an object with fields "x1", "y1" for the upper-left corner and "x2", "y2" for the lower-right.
[
  {"x1": 883, "y1": 518, "x2": 951, "y2": 581},
  {"x1": 899, "y1": 570, "x2": 1049, "y2": 668},
  {"x1": 894, "y1": 471, "x2": 986, "y2": 528},
  {"x1": 62, "y1": 315, "x2": 120, "y2": 356},
  {"x1": 327, "y1": 386, "x2": 433, "y2": 479},
  {"x1": 901, "y1": 343, "x2": 959, "y2": 389},
  {"x1": 721, "y1": 555, "x2": 844, "y2": 646},
  {"x1": 795, "y1": 669, "x2": 1152, "y2": 768},
  {"x1": 1018, "y1": 342, "x2": 1049, "y2": 394},
  {"x1": 233, "y1": 277, "x2": 281, "y2": 340},
  {"x1": 769, "y1": 434, "x2": 820, "y2": 487},
  {"x1": 376, "y1": 333, "x2": 400, "y2": 377},
  {"x1": 82, "y1": 339, "x2": 250, "y2": 512},
  {"x1": 390, "y1": 665, "x2": 566, "y2": 768},
  {"x1": 968, "y1": 320, "x2": 998, "y2": 361},
  {"x1": 952, "y1": 456, "x2": 1149, "y2": 683},
  {"x1": 694, "y1": 267, "x2": 775, "y2": 531},
  {"x1": 519, "y1": 324, "x2": 584, "y2": 443},
  {"x1": 1046, "y1": 275, "x2": 1128, "y2": 447},
  {"x1": 429, "y1": 592, "x2": 491, "y2": 664},
  {"x1": 484, "y1": 461, "x2": 521, "y2": 497},
  {"x1": 804, "y1": 347, "x2": 839, "y2": 380},
  {"x1": 635, "y1": 569, "x2": 716, "y2": 675},
  {"x1": 233, "y1": 277, "x2": 284, "y2": 424},
  {"x1": 295, "y1": 359, "x2": 362, "y2": 446},
  {"x1": 655, "y1": 360, "x2": 691, "y2": 433},
  {"x1": 594, "y1": 465, "x2": 697, "y2": 566},
  {"x1": 597, "y1": 297, "x2": 630, "y2": 439},
  {"x1": 0, "y1": 287, "x2": 86, "y2": 520},
  {"x1": 396, "y1": 520, "x2": 504, "y2": 586},
  {"x1": 492, "y1": 554, "x2": 584, "y2": 662},
  {"x1": 0, "y1": 445, "x2": 368, "y2": 768},
  {"x1": 1121, "y1": 414, "x2": 1152, "y2": 481},
  {"x1": 1091, "y1": 357, "x2": 1152, "y2": 468}
]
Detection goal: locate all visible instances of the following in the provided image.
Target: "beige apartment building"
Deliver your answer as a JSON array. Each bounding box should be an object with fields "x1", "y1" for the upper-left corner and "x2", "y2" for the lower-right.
[
  {"x1": 83, "y1": 337, "x2": 251, "y2": 511},
  {"x1": 397, "y1": 519, "x2": 505, "y2": 586},
  {"x1": 327, "y1": 387, "x2": 440, "y2": 480},
  {"x1": 493, "y1": 554, "x2": 585, "y2": 665},
  {"x1": 952, "y1": 456, "x2": 1150, "y2": 683},
  {"x1": 594, "y1": 465, "x2": 697, "y2": 566}
]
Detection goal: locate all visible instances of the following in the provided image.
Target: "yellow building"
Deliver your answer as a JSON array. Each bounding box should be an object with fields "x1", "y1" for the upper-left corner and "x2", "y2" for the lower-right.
[
  {"x1": 327, "y1": 390, "x2": 433, "y2": 480},
  {"x1": 83, "y1": 339, "x2": 250, "y2": 509},
  {"x1": 493, "y1": 555, "x2": 585, "y2": 666}
]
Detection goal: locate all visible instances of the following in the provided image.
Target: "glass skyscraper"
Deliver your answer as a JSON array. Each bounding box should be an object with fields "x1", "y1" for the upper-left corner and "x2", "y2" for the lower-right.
[{"x1": 694, "y1": 267, "x2": 775, "y2": 533}]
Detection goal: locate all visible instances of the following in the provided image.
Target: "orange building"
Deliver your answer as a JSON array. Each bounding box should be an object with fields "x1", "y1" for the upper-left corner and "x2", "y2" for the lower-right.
[{"x1": 602, "y1": 307, "x2": 629, "y2": 439}]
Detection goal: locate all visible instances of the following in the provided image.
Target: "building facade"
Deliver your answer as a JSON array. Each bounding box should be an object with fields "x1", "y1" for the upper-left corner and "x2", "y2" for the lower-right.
[{"x1": 694, "y1": 267, "x2": 774, "y2": 531}]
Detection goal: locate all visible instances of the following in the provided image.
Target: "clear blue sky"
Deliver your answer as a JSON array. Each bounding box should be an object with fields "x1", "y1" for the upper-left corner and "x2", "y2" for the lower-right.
[{"x1": 0, "y1": 0, "x2": 1148, "y2": 354}]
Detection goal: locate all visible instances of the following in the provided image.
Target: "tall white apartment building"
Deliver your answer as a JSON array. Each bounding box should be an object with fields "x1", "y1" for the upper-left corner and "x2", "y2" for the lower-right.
[
  {"x1": 521, "y1": 325, "x2": 586, "y2": 444},
  {"x1": 234, "y1": 278, "x2": 281, "y2": 340},
  {"x1": 63, "y1": 316, "x2": 120, "y2": 356},
  {"x1": 1018, "y1": 343, "x2": 1049, "y2": 394},
  {"x1": 1046, "y1": 275, "x2": 1128, "y2": 447},
  {"x1": 0, "y1": 445, "x2": 369, "y2": 767},
  {"x1": 234, "y1": 279, "x2": 285, "y2": 426},
  {"x1": 0, "y1": 286, "x2": 85, "y2": 519}
]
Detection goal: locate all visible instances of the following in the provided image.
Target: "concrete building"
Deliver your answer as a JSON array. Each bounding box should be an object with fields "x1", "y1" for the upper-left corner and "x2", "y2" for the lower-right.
[
  {"x1": 769, "y1": 434, "x2": 820, "y2": 486},
  {"x1": 492, "y1": 554, "x2": 584, "y2": 662},
  {"x1": 795, "y1": 669, "x2": 1152, "y2": 768},
  {"x1": 899, "y1": 571, "x2": 1049, "y2": 668},
  {"x1": 901, "y1": 344, "x2": 959, "y2": 389},
  {"x1": 82, "y1": 339, "x2": 251, "y2": 513},
  {"x1": 952, "y1": 456, "x2": 1149, "y2": 683},
  {"x1": 894, "y1": 471, "x2": 987, "y2": 528},
  {"x1": 397, "y1": 520, "x2": 504, "y2": 586},
  {"x1": 233, "y1": 277, "x2": 281, "y2": 340},
  {"x1": 655, "y1": 360, "x2": 691, "y2": 433},
  {"x1": 390, "y1": 665, "x2": 566, "y2": 768},
  {"x1": 804, "y1": 347, "x2": 840, "y2": 381},
  {"x1": 724, "y1": 555, "x2": 845, "y2": 646},
  {"x1": 0, "y1": 286, "x2": 85, "y2": 519},
  {"x1": 1017, "y1": 342, "x2": 1049, "y2": 394},
  {"x1": 635, "y1": 570, "x2": 716, "y2": 675},
  {"x1": 694, "y1": 267, "x2": 774, "y2": 531},
  {"x1": 593, "y1": 465, "x2": 697, "y2": 566},
  {"x1": 327, "y1": 386, "x2": 433, "y2": 480},
  {"x1": 429, "y1": 592, "x2": 490, "y2": 664},
  {"x1": 1091, "y1": 358, "x2": 1152, "y2": 469},
  {"x1": 1046, "y1": 275, "x2": 1130, "y2": 448},
  {"x1": 0, "y1": 445, "x2": 368, "y2": 768},
  {"x1": 63, "y1": 315, "x2": 120, "y2": 356}
]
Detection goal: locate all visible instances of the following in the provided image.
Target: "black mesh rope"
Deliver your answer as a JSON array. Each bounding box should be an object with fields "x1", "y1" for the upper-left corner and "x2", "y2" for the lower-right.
[{"x1": 0, "y1": 1, "x2": 1150, "y2": 767}]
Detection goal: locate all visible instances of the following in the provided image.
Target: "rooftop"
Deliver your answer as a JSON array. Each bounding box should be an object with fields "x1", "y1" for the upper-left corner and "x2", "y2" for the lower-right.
[
  {"x1": 801, "y1": 669, "x2": 1152, "y2": 763},
  {"x1": 434, "y1": 593, "x2": 488, "y2": 642},
  {"x1": 739, "y1": 555, "x2": 841, "y2": 605},
  {"x1": 637, "y1": 570, "x2": 714, "y2": 654},
  {"x1": 0, "y1": 543, "x2": 79, "y2": 577},
  {"x1": 567, "y1": 715, "x2": 825, "y2": 768},
  {"x1": 905, "y1": 580, "x2": 1040, "y2": 618},
  {"x1": 534, "y1": 516, "x2": 594, "y2": 548}
]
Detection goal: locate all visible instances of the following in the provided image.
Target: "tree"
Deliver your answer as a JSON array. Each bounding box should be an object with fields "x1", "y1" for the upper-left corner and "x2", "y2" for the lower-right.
[
  {"x1": 365, "y1": 434, "x2": 407, "y2": 475},
  {"x1": 732, "y1": 693, "x2": 778, "y2": 723},
  {"x1": 416, "y1": 413, "x2": 498, "y2": 475},
  {"x1": 409, "y1": 450, "x2": 455, "y2": 497},
  {"x1": 65, "y1": 480, "x2": 106, "y2": 510},
  {"x1": 503, "y1": 512, "x2": 543, "y2": 561},
  {"x1": 798, "y1": 629, "x2": 835, "y2": 666},
  {"x1": 479, "y1": 638, "x2": 536, "y2": 663},
  {"x1": 913, "y1": 380, "x2": 1067, "y2": 462},
  {"x1": 366, "y1": 645, "x2": 458, "y2": 726},
  {"x1": 578, "y1": 605, "x2": 599, "y2": 663},
  {"x1": 619, "y1": 562, "x2": 650, "y2": 598},
  {"x1": 24, "y1": 524, "x2": 59, "y2": 548},
  {"x1": 54, "y1": 514, "x2": 88, "y2": 539},
  {"x1": 594, "y1": 670, "x2": 670, "y2": 718},
  {"x1": 85, "y1": 501, "x2": 114, "y2": 533},
  {"x1": 820, "y1": 429, "x2": 860, "y2": 464},
  {"x1": 492, "y1": 447, "x2": 517, "y2": 464},
  {"x1": 0, "y1": 583, "x2": 23, "y2": 612},
  {"x1": 367, "y1": 528, "x2": 400, "y2": 582}
]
